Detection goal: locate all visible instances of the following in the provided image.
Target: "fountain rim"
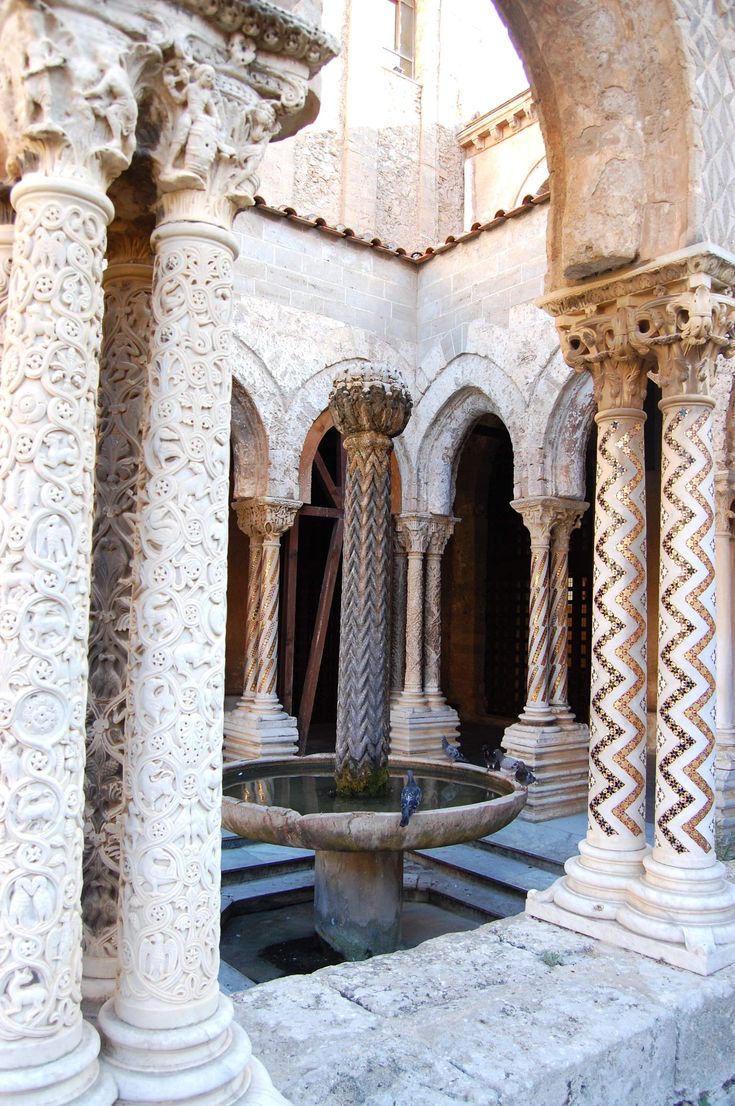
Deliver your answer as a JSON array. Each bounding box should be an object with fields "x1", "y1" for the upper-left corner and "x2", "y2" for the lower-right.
[{"x1": 221, "y1": 754, "x2": 528, "y2": 853}]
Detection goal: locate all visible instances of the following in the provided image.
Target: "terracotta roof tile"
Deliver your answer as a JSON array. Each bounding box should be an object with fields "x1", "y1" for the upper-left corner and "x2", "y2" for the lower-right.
[{"x1": 248, "y1": 190, "x2": 550, "y2": 265}]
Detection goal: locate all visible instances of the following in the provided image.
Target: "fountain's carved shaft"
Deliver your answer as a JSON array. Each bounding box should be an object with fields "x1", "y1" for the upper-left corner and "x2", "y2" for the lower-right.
[{"x1": 329, "y1": 366, "x2": 412, "y2": 795}]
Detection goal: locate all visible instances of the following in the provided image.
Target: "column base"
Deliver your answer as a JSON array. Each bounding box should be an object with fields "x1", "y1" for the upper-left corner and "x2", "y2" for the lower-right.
[
  {"x1": 389, "y1": 695, "x2": 459, "y2": 759},
  {"x1": 98, "y1": 994, "x2": 290, "y2": 1106},
  {"x1": 502, "y1": 721, "x2": 588, "y2": 820},
  {"x1": 715, "y1": 746, "x2": 735, "y2": 840},
  {"x1": 314, "y1": 850, "x2": 403, "y2": 960},
  {"x1": 224, "y1": 699, "x2": 299, "y2": 762},
  {"x1": 528, "y1": 850, "x2": 735, "y2": 976},
  {"x1": 0, "y1": 1021, "x2": 116, "y2": 1106}
]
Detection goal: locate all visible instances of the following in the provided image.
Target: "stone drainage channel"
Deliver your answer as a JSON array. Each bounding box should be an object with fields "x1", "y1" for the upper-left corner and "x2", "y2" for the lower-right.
[{"x1": 218, "y1": 812, "x2": 591, "y2": 988}]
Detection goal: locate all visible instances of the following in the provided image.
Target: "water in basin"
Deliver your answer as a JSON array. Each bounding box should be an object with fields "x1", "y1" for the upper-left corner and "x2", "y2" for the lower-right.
[{"x1": 223, "y1": 768, "x2": 502, "y2": 816}]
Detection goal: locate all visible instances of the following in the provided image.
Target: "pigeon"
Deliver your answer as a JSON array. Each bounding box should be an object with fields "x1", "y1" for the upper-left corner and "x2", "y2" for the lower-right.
[
  {"x1": 400, "y1": 769, "x2": 422, "y2": 827},
  {"x1": 442, "y1": 735, "x2": 468, "y2": 763},
  {"x1": 482, "y1": 744, "x2": 536, "y2": 785}
]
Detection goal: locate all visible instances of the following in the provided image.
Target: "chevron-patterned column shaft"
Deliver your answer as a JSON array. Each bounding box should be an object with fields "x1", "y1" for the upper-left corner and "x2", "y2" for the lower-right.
[
  {"x1": 335, "y1": 432, "x2": 393, "y2": 781},
  {"x1": 256, "y1": 535, "x2": 281, "y2": 702},
  {"x1": 654, "y1": 397, "x2": 717, "y2": 862},
  {"x1": 243, "y1": 534, "x2": 263, "y2": 701},
  {"x1": 586, "y1": 411, "x2": 648, "y2": 849}
]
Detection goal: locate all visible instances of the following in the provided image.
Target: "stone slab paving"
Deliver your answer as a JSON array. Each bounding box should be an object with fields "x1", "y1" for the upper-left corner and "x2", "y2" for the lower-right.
[{"x1": 232, "y1": 913, "x2": 735, "y2": 1106}]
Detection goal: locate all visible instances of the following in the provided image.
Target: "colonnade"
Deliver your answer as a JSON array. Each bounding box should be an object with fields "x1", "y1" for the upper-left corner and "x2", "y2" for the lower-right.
[
  {"x1": 0, "y1": 0, "x2": 333, "y2": 1102},
  {"x1": 502, "y1": 498, "x2": 590, "y2": 820},
  {"x1": 389, "y1": 513, "x2": 461, "y2": 758},
  {"x1": 527, "y1": 261, "x2": 735, "y2": 974}
]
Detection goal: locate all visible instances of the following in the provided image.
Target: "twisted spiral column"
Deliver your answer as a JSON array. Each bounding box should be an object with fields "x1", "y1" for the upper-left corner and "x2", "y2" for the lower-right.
[
  {"x1": 0, "y1": 176, "x2": 118, "y2": 1106},
  {"x1": 223, "y1": 499, "x2": 299, "y2": 762},
  {"x1": 330, "y1": 366, "x2": 412, "y2": 795},
  {"x1": 548, "y1": 504, "x2": 587, "y2": 723},
  {"x1": 513, "y1": 500, "x2": 560, "y2": 726},
  {"x1": 82, "y1": 234, "x2": 152, "y2": 1014}
]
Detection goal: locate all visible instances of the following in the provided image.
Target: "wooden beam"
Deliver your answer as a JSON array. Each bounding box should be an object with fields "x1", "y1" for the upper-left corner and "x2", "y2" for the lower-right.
[
  {"x1": 314, "y1": 451, "x2": 342, "y2": 508},
  {"x1": 298, "y1": 517, "x2": 344, "y2": 753},
  {"x1": 300, "y1": 505, "x2": 341, "y2": 519}
]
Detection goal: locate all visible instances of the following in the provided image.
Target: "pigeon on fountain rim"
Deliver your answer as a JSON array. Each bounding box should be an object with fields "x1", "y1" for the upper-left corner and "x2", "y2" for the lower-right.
[
  {"x1": 400, "y1": 769, "x2": 422, "y2": 827},
  {"x1": 482, "y1": 744, "x2": 537, "y2": 786},
  {"x1": 442, "y1": 735, "x2": 469, "y2": 763}
]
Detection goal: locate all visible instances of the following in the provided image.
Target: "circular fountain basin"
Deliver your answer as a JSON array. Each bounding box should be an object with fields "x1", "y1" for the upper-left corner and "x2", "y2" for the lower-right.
[{"x1": 222, "y1": 755, "x2": 527, "y2": 960}]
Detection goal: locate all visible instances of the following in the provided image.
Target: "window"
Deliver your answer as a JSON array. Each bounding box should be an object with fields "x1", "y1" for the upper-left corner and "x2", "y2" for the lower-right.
[{"x1": 382, "y1": 0, "x2": 415, "y2": 79}]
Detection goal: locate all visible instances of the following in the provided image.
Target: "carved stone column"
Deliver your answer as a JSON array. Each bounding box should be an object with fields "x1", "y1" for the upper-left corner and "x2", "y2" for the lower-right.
[
  {"x1": 96, "y1": 17, "x2": 336, "y2": 1100},
  {"x1": 503, "y1": 498, "x2": 586, "y2": 819},
  {"x1": 504, "y1": 498, "x2": 589, "y2": 819},
  {"x1": 82, "y1": 226, "x2": 152, "y2": 1016},
  {"x1": 390, "y1": 518, "x2": 407, "y2": 702},
  {"x1": 330, "y1": 366, "x2": 412, "y2": 795},
  {"x1": 714, "y1": 473, "x2": 735, "y2": 835},
  {"x1": 549, "y1": 504, "x2": 587, "y2": 725},
  {"x1": 614, "y1": 285, "x2": 735, "y2": 973},
  {"x1": 0, "y1": 9, "x2": 140, "y2": 1103},
  {"x1": 0, "y1": 196, "x2": 12, "y2": 352},
  {"x1": 528, "y1": 309, "x2": 650, "y2": 911},
  {"x1": 224, "y1": 497, "x2": 300, "y2": 762},
  {"x1": 391, "y1": 513, "x2": 460, "y2": 757}
]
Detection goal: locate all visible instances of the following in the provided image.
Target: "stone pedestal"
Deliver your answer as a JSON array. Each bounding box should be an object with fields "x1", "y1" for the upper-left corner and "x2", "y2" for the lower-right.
[{"x1": 314, "y1": 851, "x2": 403, "y2": 960}]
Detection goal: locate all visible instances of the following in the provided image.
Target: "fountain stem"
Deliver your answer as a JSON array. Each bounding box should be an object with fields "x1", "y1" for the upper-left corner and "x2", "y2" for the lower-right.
[{"x1": 329, "y1": 366, "x2": 412, "y2": 795}]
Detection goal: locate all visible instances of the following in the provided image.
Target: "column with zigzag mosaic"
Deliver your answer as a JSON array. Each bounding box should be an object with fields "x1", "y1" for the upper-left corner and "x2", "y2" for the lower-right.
[
  {"x1": 713, "y1": 473, "x2": 735, "y2": 834},
  {"x1": 617, "y1": 285, "x2": 735, "y2": 973},
  {"x1": 330, "y1": 366, "x2": 412, "y2": 795},
  {"x1": 527, "y1": 309, "x2": 649, "y2": 917}
]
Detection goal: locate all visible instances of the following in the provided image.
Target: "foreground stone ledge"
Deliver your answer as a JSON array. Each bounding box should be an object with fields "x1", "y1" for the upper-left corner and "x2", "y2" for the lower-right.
[{"x1": 232, "y1": 912, "x2": 735, "y2": 1106}]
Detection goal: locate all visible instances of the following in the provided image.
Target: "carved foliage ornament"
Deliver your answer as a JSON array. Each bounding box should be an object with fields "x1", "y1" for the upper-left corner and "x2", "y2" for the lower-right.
[
  {"x1": 329, "y1": 365, "x2": 412, "y2": 442},
  {"x1": 560, "y1": 307, "x2": 648, "y2": 413},
  {"x1": 629, "y1": 286, "x2": 735, "y2": 399}
]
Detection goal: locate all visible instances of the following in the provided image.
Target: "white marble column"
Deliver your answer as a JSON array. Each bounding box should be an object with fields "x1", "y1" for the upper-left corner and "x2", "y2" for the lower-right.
[
  {"x1": 0, "y1": 14, "x2": 138, "y2": 1104},
  {"x1": 505, "y1": 498, "x2": 590, "y2": 820},
  {"x1": 82, "y1": 229, "x2": 152, "y2": 1015},
  {"x1": 97, "y1": 49, "x2": 300, "y2": 1106},
  {"x1": 616, "y1": 285, "x2": 735, "y2": 974},
  {"x1": 224, "y1": 498, "x2": 300, "y2": 762},
  {"x1": 390, "y1": 514, "x2": 435, "y2": 757},
  {"x1": 528, "y1": 311, "x2": 650, "y2": 916},
  {"x1": 714, "y1": 473, "x2": 735, "y2": 835},
  {"x1": 0, "y1": 196, "x2": 13, "y2": 352}
]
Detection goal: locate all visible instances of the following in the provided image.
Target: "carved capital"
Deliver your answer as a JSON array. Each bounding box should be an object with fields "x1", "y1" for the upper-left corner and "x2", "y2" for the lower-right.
[
  {"x1": 512, "y1": 497, "x2": 567, "y2": 548},
  {"x1": 630, "y1": 285, "x2": 735, "y2": 400},
  {"x1": 395, "y1": 514, "x2": 431, "y2": 556},
  {"x1": 234, "y1": 496, "x2": 300, "y2": 539},
  {"x1": 560, "y1": 307, "x2": 648, "y2": 412},
  {"x1": 427, "y1": 514, "x2": 457, "y2": 556},
  {"x1": 329, "y1": 365, "x2": 412, "y2": 442},
  {"x1": 0, "y1": 6, "x2": 153, "y2": 189},
  {"x1": 551, "y1": 501, "x2": 588, "y2": 549}
]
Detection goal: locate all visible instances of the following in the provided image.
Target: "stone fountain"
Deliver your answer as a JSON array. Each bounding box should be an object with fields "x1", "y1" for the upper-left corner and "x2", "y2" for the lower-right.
[{"x1": 222, "y1": 365, "x2": 527, "y2": 960}]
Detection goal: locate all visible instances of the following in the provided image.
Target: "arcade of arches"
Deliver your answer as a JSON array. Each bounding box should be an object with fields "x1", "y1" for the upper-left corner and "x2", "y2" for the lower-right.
[{"x1": 1, "y1": 0, "x2": 735, "y2": 1104}]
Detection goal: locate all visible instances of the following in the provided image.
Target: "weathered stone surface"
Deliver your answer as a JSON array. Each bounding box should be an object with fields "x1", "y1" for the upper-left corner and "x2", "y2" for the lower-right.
[{"x1": 233, "y1": 914, "x2": 735, "y2": 1106}]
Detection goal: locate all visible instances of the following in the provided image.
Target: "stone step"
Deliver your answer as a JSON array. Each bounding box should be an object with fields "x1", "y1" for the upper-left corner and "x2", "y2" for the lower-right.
[
  {"x1": 412, "y1": 842, "x2": 558, "y2": 896},
  {"x1": 222, "y1": 868, "x2": 316, "y2": 916}
]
